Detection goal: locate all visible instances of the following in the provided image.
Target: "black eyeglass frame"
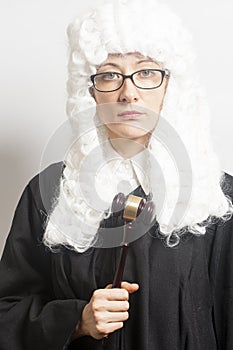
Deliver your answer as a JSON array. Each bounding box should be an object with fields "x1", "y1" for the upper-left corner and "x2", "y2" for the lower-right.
[{"x1": 90, "y1": 68, "x2": 170, "y2": 93}]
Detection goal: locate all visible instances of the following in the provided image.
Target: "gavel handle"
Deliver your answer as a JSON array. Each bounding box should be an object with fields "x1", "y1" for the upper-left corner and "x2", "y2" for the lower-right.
[
  {"x1": 112, "y1": 244, "x2": 129, "y2": 288},
  {"x1": 102, "y1": 244, "x2": 129, "y2": 347}
]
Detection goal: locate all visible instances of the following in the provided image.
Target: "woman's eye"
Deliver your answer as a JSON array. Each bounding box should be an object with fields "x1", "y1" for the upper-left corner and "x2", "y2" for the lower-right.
[
  {"x1": 101, "y1": 72, "x2": 119, "y2": 80},
  {"x1": 140, "y1": 70, "x2": 152, "y2": 77}
]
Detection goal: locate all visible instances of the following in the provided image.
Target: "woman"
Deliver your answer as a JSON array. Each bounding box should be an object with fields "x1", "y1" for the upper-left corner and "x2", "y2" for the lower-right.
[{"x1": 0, "y1": 0, "x2": 233, "y2": 349}]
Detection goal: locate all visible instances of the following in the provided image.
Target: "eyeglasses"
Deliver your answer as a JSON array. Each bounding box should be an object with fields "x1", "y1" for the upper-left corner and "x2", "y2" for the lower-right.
[{"x1": 90, "y1": 69, "x2": 170, "y2": 93}]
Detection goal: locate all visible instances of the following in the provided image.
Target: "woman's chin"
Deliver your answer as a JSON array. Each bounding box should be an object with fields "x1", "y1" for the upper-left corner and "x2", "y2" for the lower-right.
[{"x1": 107, "y1": 124, "x2": 151, "y2": 142}]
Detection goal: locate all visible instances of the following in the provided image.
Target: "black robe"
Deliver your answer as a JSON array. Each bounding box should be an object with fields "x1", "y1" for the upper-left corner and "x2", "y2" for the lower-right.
[{"x1": 0, "y1": 162, "x2": 233, "y2": 350}]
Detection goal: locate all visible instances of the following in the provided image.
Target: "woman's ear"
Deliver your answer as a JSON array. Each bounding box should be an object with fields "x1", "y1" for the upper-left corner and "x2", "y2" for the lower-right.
[{"x1": 89, "y1": 86, "x2": 95, "y2": 99}]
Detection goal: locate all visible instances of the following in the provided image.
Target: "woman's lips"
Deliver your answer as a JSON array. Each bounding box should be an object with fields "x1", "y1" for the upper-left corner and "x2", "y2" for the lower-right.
[{"x1": 117, "y1": 110, "x2": 145, "y2": 119}]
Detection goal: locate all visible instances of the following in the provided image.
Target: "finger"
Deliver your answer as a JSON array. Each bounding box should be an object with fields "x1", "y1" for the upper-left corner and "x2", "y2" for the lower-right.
[
  {"x1": 105, "y1": 284, "x2": 112, "y2": 289},
  {"x1": 105, "y1": 282, "x2": 139, "y2": 293},
  {"x1": 98, "y1": 310, "x2": 129, "y2": 324},
  {"x1": 98, "y1": 321, "x2": 124, "y2": 336},
  {"x1": 106, "y1": 311, "x2": 129, "y2": 322},
  {"x1": 103, "y1": 300, "x2": 129, "y2": 312},
  {"x1": 94, "y1": 288, "x2": 129, "y2": 301},
  {"x1": 121, "y1": 282, "x2": 139, "y2": 294}
]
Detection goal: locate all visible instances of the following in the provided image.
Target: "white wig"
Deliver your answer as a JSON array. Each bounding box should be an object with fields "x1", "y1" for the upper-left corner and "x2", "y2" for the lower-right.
[{"x1": 43, "y1": 0, "x2": 233, "y2": 252}]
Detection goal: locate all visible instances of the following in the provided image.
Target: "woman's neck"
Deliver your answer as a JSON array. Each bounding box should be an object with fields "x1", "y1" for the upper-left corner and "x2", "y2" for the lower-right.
[{"x1": 109, "y1": 136, "x2": 150, "y2": 159}]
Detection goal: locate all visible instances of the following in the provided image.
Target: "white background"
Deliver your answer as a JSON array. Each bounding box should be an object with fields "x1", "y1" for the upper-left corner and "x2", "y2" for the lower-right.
[{"x1": 0, "y1": 0, "x2": 233, "y2": 256}]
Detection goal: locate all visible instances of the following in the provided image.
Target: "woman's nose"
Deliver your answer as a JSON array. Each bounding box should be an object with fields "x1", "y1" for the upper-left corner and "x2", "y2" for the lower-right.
[{"x1": 118, "y1": 78, "x2": 140, "y2": 103}]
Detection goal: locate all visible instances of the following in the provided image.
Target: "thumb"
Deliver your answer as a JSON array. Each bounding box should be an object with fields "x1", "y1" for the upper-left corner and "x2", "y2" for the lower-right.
[{"x1": 121, "y1": 281, "x2": 139, "y2": 294}]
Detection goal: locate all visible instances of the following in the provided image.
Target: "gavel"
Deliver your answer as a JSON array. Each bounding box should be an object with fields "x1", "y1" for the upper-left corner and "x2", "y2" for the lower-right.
[
  {"x1": 111, "y1": 193, "x2": 155, "y2": 288},
  {"x1": 102, "y1": 193, "x2": 155, "y2": 347}
]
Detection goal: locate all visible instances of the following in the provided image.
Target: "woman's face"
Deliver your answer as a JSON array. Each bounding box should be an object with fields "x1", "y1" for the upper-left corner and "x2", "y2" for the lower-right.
[{"x1": 92, "y1": 52, "x2": 168, "y2": 146}]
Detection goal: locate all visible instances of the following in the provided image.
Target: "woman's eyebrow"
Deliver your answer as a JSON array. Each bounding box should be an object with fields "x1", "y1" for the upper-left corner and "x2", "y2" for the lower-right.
[
  {"x1": 137, "y1": 59, "x2": 159, "y2": 65},
  {"x1": 98, "y1": 62, "x2": 121, "y2": 69}
]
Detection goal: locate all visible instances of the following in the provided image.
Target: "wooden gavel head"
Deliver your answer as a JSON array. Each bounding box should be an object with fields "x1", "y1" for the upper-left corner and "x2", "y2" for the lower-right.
[
  {"x1": 123, "y1": 194, "x2": 146, "y2": 221},
  {"x1": 111, "y1": 193, "x2": 155, "y2": 224}
]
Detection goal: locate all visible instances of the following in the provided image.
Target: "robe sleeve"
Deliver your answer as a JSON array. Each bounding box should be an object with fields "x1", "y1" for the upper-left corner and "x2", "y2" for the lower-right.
[
  {"x1": 212, "y1": 218, "x2": 233, "y2": 349},
  {"x1": 0, "y1": 173, "x2": 87, "y2": 350}
]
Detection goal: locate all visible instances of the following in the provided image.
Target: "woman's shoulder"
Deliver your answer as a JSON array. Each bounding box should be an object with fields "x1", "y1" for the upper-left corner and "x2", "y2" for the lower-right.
[
  {"x1": 27, "y1": 162, "x2": 64, "y2": 215},
  {"x1": 222, "y1": 172, "x2": 233, "y2": 200}
]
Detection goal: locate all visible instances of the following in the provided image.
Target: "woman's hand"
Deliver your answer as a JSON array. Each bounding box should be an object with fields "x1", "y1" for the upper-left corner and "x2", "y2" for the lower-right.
[{"x1": 73, "y1": 281, "x2": 139, "y2": 340}]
